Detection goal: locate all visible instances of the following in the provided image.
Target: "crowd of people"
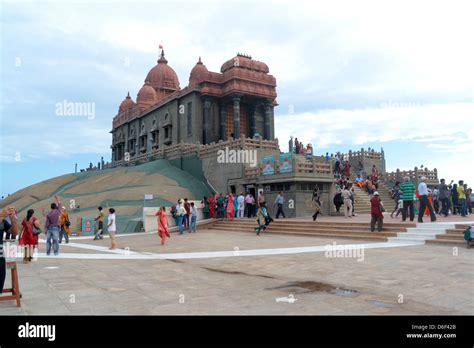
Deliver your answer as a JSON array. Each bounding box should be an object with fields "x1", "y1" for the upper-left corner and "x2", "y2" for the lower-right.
[
  {"x1": 158, "y1": 191, "x2": 283, "y2": 240},
  {"x1": 388, "y1": 178, "x2": 472, "y2": 222},
  {"x1": 201, "y1": 191, "x2": 287, "y2": 221},
  {"x1": 289, "y1": 136, "x2": 313, "y2": 160},
  {"x1": 2, "y1": 174, "x2": 470, "y2": 268}
]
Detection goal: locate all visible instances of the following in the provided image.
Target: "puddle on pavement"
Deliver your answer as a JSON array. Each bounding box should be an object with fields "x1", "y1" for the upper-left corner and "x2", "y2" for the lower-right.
[
  {"x1": 202, "y1": 267, "x2": 275, "y2": 279},
  {"x1": 330, "y1": 288, "x2": 359, "y2": 297},
  {"x1": 267, "y1": 280, "x2": 359, "y2": 297},
  {"x1": 167, "y1": 259, "x2": 184, "y2": 263},
  {"x1": 371, "y1": 300, "x2": 398, "y2": 308}
]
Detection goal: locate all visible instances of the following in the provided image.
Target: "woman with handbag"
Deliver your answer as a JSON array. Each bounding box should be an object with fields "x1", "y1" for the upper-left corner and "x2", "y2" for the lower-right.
[
  {"x1": 370, "y1": 192, "x2": 384, "y2": 232},
  {"x1": 19, "y1": 209, "x2": 41, "y2": 263}
]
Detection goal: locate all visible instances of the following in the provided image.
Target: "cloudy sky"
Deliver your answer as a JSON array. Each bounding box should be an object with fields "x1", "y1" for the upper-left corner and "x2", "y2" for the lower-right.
[{"x1": 1, "y1": 0, "x2": 473, "y2": 197}]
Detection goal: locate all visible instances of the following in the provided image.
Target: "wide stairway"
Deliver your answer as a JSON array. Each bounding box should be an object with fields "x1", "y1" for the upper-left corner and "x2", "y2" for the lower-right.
[
  {"x1": 209, "y1": 219, "x2": 416, "y2": 242},
  {"x1": 387, "y1": 222, "x2": 460, "y2": 244},
  {"x1": 352, "y1": 185, "x2": 393, "y2": 214},
  {"x1": 425, "y1": 224, "x2": 472, "y2": 246}
]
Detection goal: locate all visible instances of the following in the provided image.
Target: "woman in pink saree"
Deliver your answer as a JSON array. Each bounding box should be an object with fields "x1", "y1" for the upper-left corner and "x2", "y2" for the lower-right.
[{"x1": 226, "y1": 193, "x2": 235, "y2": 219}]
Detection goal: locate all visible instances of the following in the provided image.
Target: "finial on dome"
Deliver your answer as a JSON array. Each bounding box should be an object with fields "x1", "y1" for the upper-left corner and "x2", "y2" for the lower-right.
[
  {"x1": 158, "y1": 48, "x2": 168, "y2": 64},
  {"x1": 126, "y1": 91, "x2": 130, "y2": 98},
  {"x1": 197, "y1": 56, "x2": 202, "y2": 64}
]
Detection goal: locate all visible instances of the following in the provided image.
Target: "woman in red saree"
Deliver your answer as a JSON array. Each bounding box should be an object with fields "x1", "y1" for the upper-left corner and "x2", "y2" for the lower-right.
[
  {"x1": 424, "y1": 192, "x2": 434, "y2": 216},
  {"x1": 344, "y1": 162, "x2": 351, "y2": 178},
  {"x1": 155, "y1": 206, "x2": 170, "y2": 245},
  {"x1": 371, "y1": 165, "x2": 379, "y2": 181},
  {"x1": 226, "y1": 193, "x2": 235, "y2": 219},
  {"x1": 19, "y1": 209, "x2": 40, "y2": 263},
  {"x1": 208, "y1": 194, "x2": 215, "y2": 218}
]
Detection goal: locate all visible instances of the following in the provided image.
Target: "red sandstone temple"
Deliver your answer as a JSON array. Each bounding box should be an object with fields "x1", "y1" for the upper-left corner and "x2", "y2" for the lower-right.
[{"x1": 111, "y1": 50, "x2": 277, "y2": 164}]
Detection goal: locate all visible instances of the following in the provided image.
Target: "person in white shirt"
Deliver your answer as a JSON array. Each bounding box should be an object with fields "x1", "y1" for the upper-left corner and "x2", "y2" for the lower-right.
[
  {"x1": 237, "y1": 193, "x2": 245, "y2": 218},
  {"x1": 107, "y1": 208, "x2": 117, "y2": 250},
  {"x1": 341, "y1": 185, "x2": 353, "y2": 218},
  {"x1": 176, "y1": 199, "x2": 186, "y2": 235},
  {"x1": 417, "y1": 177, "x2": 437, "y2": 223},
  {"x1": 189, "y1": 202, "x2": 197, "y2": 233}
]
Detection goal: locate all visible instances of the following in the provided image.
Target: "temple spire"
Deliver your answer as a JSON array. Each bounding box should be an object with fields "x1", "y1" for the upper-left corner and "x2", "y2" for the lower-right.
[{"x1": 158, "y1": 46, "x2": 167, "y2": 64}]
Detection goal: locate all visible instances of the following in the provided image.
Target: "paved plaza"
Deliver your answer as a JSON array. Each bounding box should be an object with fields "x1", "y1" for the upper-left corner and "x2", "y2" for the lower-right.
[{"x1": 1, "y1": 217, "x2": 472, "y2": 316}]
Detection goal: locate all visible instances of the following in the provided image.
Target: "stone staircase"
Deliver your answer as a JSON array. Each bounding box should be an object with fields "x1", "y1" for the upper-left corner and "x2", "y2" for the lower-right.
[
  {"x1": 426, "y1": 223, "x2": 472, "y2": 246},
  {"x1": 209, "y1": 219, "x2": 416, "y2": 242},
  {"x1": 387, "y1": 222, "x2": 457, "y2": 244},
  {"x1": 351, "y1": 184, "x2": 393, "y2": 215}
]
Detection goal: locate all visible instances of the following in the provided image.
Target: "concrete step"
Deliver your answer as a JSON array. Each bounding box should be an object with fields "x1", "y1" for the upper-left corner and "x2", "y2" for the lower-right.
[
  {"x1": 213, "y1": 223, "x2": 408, "y2": 232},
  {"x1": 435, "y1": 234, "x2": 464, "y2": 241},
  {"x1": 405, "y1": 228, "x2": 449, "y2": 234},
  {"x1": 215, "y1": 220, "x2": 416, "y2": 228},
  {"x1": 455, "y1": 224, "x2": 472, "y2": 229},
  {"x1": 397, "y1": 233, "x2": 437, "y2": 240},
  {"x1": 208, "y1": 226, "x2": 389, "y2": 241},
  {"x1": 446, "y1": 230, "x2": 466, "y2": 235},
  {"x1": 426, "y1": 239, "x2": 467, "y2": 246},
  {"x1": 209, "y1": 225, "x2": 400, "y2": 237}
]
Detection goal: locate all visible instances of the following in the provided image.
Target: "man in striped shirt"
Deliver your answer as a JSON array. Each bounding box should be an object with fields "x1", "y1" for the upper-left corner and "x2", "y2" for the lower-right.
[{"x1": 399, "y1": 177, "x2": 416, "y2": 222}]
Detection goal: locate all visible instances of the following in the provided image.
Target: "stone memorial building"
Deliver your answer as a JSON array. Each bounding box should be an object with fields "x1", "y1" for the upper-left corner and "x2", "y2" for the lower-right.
[{"x1": 111, "y1": 49, "x2": 277, "y2": 163}]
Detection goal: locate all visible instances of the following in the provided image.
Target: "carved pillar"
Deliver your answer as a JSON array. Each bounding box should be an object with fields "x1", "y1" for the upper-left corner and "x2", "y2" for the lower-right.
[
  {"x1": 124, "y1": 125, "x2": 129, "y2": 154},
  {"x1": 264, "y1": 101, "x2": 272, "y2": 140},
  {"x1": 248, "y1": 103, "x2": 256, "y2": 138},
  {"x1": 203, "y1": 97, "x2": 211, "y2": 144},
  {"x1": 270, "y1": 103, "x2": 275, "y2": 140},
  {"x1": 232, "y1": 95, "x2": 241, "y2": 139},
  {"x1": 219, "y1": 100, "x2": 227, "y2": 141}
]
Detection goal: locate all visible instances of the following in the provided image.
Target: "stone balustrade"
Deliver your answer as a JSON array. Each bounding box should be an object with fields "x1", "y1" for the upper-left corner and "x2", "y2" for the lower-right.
[
  {"x1": 385, "y1": 167, "x2": 438, "y2": 185},
  {"x1": 108, "y1": 136, "x2": 279, "y2": 168}
]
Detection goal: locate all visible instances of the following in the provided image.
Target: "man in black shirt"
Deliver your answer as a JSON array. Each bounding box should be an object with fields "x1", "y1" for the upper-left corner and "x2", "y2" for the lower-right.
[
  {"x1": 438, "y1": 179, "x2": 450, "y2": 217},
  {"x1": 1, "y1": 206, "x2": 20, "y2": 293}
]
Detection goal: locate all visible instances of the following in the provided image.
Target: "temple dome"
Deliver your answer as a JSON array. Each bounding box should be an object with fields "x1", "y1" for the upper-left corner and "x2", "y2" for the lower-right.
[
  {"x1": 136, "y1": 82, "x2": 157, "y2": 110},
  {"x1": 118, "y1": 92, "x2": 135, "y2": 113},
  {"x1": 220, "y1": 54, "x2": 269, "y2": 74},
  {"x1": 145, "y1": 50, "x2": 180, "y2": 93},
  {"x1": 189, "y1": 57, "x2": 209, "y2": 86}
]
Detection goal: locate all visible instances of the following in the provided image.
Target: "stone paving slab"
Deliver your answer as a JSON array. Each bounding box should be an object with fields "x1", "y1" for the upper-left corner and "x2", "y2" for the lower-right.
[{"x1": 0, "y1": 228, "x2": 472, "y2": 315}]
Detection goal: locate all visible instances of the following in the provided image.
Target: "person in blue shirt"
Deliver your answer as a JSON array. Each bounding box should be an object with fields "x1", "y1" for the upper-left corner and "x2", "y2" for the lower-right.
[
  {"x1": 189, "y1": 202, "x2": 197, "y2": 233},
  {"x1": 274, "y1": 192, "x2": 286, "y2": 219}
]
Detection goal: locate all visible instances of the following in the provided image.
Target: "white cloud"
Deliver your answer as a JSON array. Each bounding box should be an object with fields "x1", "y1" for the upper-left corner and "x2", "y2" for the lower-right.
[
  {"x1": 275, "y1": 102, "x2": 474, "y2": 184},
  {"x1": 2, "y1": 0, "x2": 474, "y2": 189},
  {"x1": 0, "y1": 121, "x2": 111, "y2": 162},
  {"x1": 275, "y1": 103, "x2": 474, "y2": 147}
]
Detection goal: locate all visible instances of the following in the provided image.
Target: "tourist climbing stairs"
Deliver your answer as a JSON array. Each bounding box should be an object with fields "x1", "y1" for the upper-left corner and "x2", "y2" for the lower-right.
[{"x1": 350, "y1": 185, "x2": 393, "y2": 214}]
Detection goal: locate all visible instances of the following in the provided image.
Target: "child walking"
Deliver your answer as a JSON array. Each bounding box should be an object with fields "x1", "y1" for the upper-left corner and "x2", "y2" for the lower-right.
[
  {"x1": 156, "y1": 206, "x2": 170, "y2": 245},
  {"x1": 107, "y1": 208, "x2": 117, "y2": 250},
  {"x1": 255, "y1": 202, "x2": 272, "y2": 235},
  {"x1": 391, "y1": 199, "x2": 403, "y2": 219}
]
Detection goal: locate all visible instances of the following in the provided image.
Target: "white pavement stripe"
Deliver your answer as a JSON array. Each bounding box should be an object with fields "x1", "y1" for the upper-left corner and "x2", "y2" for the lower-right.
[
  {"x1": 38, "y1": 239, "x2": 139, "y2": 255},
  {"x1": 32, "y1": 240, "x2": 424, "y2": 260}
]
